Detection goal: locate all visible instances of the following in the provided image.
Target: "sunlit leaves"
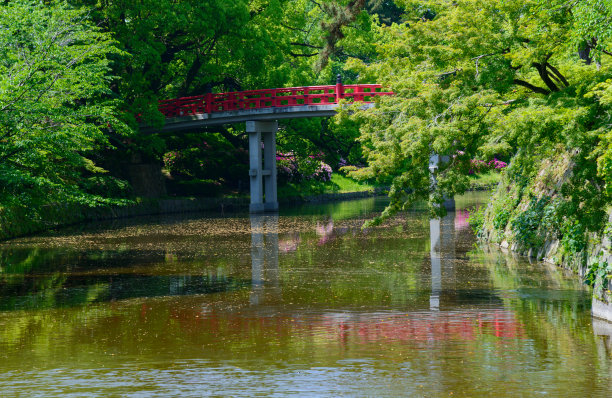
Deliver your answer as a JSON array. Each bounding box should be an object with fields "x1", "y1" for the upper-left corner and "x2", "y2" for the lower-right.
[
  {"x1": 343, "y1": 0, "x2": 612, "y2": 222},
  {"x1": 0, "y1": 0, "x2": 129, "y2": 213}
]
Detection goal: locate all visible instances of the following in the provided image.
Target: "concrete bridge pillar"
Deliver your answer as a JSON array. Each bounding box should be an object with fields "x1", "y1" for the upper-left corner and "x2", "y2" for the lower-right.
[{"x1": 247, "y1": 120, "x2": 278, "y2": 213}]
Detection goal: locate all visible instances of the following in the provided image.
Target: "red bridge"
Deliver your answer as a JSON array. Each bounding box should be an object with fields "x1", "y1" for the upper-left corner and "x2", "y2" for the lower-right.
[
  {"x1": 146, "y1": 82, "x2": 392, "y2": 134},
  {"x1": 147, "y1": 79, "x2": 392, "y2": 213}
]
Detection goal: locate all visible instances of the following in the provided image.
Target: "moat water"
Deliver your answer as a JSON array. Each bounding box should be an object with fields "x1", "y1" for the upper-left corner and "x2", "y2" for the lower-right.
[{"x1": 0, "y1": 193, "x2": 610, "y2": 397}]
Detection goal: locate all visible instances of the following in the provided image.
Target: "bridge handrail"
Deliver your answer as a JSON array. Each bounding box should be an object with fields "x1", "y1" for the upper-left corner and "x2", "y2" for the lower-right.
[{"x1": 158, "y1": 84, "x2": 393, "y2": 118}]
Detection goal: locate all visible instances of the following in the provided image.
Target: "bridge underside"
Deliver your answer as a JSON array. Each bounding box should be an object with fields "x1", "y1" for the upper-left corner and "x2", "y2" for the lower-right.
[
  {"x1": 142, "y1": 103, "x2": 374, "y2": 134},
  {"x1": 142, "y1": 104, "x2": 380, "y2": 213},
  {"x1": 143, "y1": 105, "x2": 337, "y2": 134}
]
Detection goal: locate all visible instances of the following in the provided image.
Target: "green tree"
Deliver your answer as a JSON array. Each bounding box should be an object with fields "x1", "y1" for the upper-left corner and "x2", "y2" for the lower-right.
[
  {"x1": 344, "y1": 0, "x2": 612, "y2": 224},
  {"x1": 0, "y1": 0, "x2": 128, "y2": 214}
]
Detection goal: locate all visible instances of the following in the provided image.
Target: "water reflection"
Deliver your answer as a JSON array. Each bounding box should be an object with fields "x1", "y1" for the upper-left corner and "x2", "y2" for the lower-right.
[
  {"x1": 0, "y1": 194, "x2": 611, "y2": 397},
  {"x1": 429, "y1": 214, "x2": 455, "y2": 310},
  {"x1": 250, "y1": 214, "x2": 279, "y2": 305},
  {"x1": 593, "y1": 318, "x2": 612, "y2": 359}
]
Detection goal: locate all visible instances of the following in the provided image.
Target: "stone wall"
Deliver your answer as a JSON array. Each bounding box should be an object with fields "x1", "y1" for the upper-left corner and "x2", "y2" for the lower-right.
[{"x1": 479, "y1": 151, "x2": 612, "y2": 322}]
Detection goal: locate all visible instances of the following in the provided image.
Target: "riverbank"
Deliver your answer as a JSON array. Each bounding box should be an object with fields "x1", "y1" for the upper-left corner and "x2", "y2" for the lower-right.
[
  {"x1": 474, "y1": 151, "x2": 612, "y2": 322},
  {"x1": 0, "y1": 172, "x2": 498, "y2": 242}
]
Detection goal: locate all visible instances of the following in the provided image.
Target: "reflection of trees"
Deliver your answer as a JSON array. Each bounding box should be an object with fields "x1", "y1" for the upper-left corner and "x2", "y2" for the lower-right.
[
  {"x1": 281, "y1": 198, "x2": 381, "y2": 220},
  {"x1": 3, "y1": 194, "x2": 609, "y2": 396},
  {"x1": 473, "y1": 247, "x2": 612, "y2": 382},
  {"x1": 276, "y1": 217, "x2": 431, "y2": 308},
  {"x1": 0, "y1": 246, "x2": 250, "y2": 311}
]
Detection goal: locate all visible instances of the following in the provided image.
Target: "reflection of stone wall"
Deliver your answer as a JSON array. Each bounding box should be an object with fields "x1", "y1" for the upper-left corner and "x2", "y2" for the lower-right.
[{"x1": 127, "y1": 163, "x2": 167, "y2": 197}]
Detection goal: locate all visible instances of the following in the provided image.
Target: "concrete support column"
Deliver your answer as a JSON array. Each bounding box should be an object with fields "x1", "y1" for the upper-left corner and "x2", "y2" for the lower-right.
[
  {"x1": 247, "y1": 120, "x2": 278, "y2": 213},
  {"x1": 429, "y1": 153, "x2": 455, "y2": 211},
  {"x1": 248, "y1": 127, "x2": 264, "y2": 213},
  {"x1": 263, "y1": 128, "x2": 278, "y2": 211}
]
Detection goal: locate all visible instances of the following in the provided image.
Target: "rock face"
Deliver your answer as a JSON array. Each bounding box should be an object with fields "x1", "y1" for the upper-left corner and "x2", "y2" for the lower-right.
[{"x1": 479, "y1": 150, "x2": 612, "y2": 322}]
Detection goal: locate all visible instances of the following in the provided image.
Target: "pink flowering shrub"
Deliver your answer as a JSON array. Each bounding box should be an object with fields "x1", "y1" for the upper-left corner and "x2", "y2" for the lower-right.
[
  {"x1": 277, "y1": 151, "x2": 332, "y2": 183},
  {"x1": 469, "y1": 158, "x2": 507, "y2": 174}
]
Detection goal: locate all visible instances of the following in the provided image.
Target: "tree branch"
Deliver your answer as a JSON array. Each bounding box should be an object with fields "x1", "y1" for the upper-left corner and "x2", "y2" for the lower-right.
[
  {"x1": 600, "y1": 48, "x2": 612, "y2": 57},
  {"x1": 513, "y1": 79, "x2": 551, "y2": 95},
  {"x1": 470, "y1": 49, "x2": 510, "y2": 76},
  {"x1": 290, "y1": 52, "x2": 319, "y2": 57},
  {"x1": 290, "y1": 42, "x2": 322, "y2": 49},
  {"x1": 532, "y1": 62, "x2": 559, "y2": 92},
  {"x1": 281, "y1": 22, "x2": 308, "y2": 33},
  {"x1": 546, "y1": 62, "x2": 569, "y2": 87}
]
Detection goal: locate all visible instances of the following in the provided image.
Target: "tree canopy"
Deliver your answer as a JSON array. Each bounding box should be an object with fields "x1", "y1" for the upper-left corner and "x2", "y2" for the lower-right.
[
  {"x1": 340, "y1": 0, "x2": 612, "y2": 225},
  {"x1": 0, "y1": 0, "x2": 128, "y2": 213},
  {"x1": 2, "y1": 0, "x2": 612, "y2": 247}
]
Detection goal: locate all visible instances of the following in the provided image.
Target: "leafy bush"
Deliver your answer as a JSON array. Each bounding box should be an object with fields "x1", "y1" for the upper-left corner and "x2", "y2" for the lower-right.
[
  {"x1": 277, "y1": 152, "x2": 332, "y2": 183},
  {"x1": 493, "y1": 208, "x2": 511, "y2": 231},
  {"x1": 511, "y1": 196, "x2": 550, "y2": 249},
  {"x1": 166, "y1": 179, "x2": 223, "y2": 197},
  {"x1": 468, "y1": 206, "x2": 486, "y2": 234},
  {"x1": 585, "y1": 261, "x2": 612, "y2": 300}
]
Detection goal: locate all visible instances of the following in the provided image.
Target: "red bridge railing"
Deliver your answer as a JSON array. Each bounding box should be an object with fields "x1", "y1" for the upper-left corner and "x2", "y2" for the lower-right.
[{"x1": 158, "y1": 84, "x2": 393, "y2": 118}]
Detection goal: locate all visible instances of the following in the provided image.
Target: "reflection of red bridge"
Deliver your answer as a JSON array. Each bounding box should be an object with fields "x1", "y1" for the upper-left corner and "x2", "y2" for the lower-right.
[
  {"x1": 170, "y1": 308, "x2": 525, "y2": 344},
  {"x1": 328, "y1": 310, "x2": 525, "y2": 343}
]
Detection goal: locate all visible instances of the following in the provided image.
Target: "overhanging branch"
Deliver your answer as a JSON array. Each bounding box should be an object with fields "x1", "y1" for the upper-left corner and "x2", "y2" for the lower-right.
[{"x1": 513, "y1": 79, "x2": 551, "y2": 95}]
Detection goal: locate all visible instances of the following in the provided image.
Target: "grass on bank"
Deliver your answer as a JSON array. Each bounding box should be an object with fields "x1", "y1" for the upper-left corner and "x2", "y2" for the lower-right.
[
  {"x1": 468, "y1": 171, "x2": 501, "y2": 190},
  {"x1": 277, "y1": 174, "x2": 379, "y2": 199},
  {"x1": 167, "y1": 170, "x2": 500, "y2": 200}
]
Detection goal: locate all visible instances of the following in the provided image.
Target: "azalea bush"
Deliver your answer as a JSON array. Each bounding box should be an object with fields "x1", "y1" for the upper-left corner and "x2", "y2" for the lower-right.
[
  {"x1": 277, "y1": 152, "x2": 333, "y2": 183},
  {"x1": 470, "y1": 159, "x2": 508, "y2": 174}
]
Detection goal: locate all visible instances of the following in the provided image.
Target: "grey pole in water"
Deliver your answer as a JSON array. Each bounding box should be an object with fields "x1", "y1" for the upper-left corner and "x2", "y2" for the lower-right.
[
  {"x1": 428, "y1": 151, "x2": 456, "y2": 310},
  {"x1": 250, "y1": 214, "x2": 279, "y2": 305},
  {"x1": 428, "y1": 153, "x2": 456, "y2": 211}
]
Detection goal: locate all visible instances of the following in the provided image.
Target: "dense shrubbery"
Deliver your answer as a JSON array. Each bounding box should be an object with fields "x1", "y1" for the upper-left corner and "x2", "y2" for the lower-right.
[
  {"x1": 277, "y1": 152, "x2": 333, "y2": 183},
  {"x1": 161, "y1": 133, "x2": 249, "y2": 196},
  {"x1": 341, "y1": 0, "x2": 612, "y2": 233},
  {"x1": 0, "y1": 0, "x2": 132, "y2": 234},
  {"x1": 469, "y1": 159, "x2": 508, "y2": 174}
]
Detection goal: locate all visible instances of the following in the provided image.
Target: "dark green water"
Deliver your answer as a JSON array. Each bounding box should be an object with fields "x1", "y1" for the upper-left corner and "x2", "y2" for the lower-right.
[{"x1": 0, "y1": 193, "x2": 610, "y2": 397}]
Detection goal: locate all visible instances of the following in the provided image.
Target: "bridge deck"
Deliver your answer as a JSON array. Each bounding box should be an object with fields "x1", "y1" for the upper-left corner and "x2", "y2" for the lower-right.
[{"x1": 142, "y1": 83, "x2": 391, "y2": 133}]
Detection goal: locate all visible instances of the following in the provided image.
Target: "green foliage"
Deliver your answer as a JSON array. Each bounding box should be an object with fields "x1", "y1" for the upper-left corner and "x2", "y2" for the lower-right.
[
  {"x1": 0, "y1": 1, "x2": 130, "y2": 217},
  {"x1": 162, "y1": 132, "x2": 249, "y2": 195},
  {"x1": 584, "y1": 260, "x2": 612, "y2": 300},
  {"x1": 467, "y1": 205, "x2": 485, "y2": 234},
  {"x1": 341, "y1": 0, "x2": 612, "y2": 234},
  {"x1": 510, "y1": 196, "x2": 550, "y2": 249},
  {"x1": 493, "y1": 208, "x2": 511, "y2": 232}
]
